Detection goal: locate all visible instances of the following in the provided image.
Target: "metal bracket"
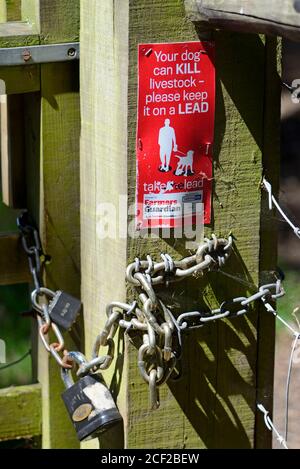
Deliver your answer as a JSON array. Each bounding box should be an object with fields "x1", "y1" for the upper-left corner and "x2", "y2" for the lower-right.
[{"x1": 0, "y1": 42, "x2": 79, "y2": 67}]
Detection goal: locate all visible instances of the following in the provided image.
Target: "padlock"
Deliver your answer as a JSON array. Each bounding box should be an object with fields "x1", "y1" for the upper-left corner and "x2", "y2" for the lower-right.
[
  {"x1": 48, "y1": 290, "x2": 82, "y2": 330},
  {"x1": 31, "y1": 287, "x2": 82, "y2": 331},
  {"x1": 61, "y1": 368, "x2": 123, "y2": 441}
]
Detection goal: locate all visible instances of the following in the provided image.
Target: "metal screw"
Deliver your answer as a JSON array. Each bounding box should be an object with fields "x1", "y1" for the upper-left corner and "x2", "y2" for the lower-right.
[
  {"x1": 294, "y1": 0, "x2": 300, "y2": 12},
  {"x1": 67, "y1": 48, "x2": 76, "y2": 58},
  {"x1": 22, "y1": 49, "x2": 31, "y2": 62}
]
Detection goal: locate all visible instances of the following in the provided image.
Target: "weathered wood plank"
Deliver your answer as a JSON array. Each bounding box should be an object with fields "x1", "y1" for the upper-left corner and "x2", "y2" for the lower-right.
[
  {"x1": 0, "y1": 233, "x2": 30, "y2": 285},
  {"x1": 255, "y1": 36, "x2": 281, "y2": 449},
  {"x1": 126, "y1": 1, "x2": 268, "y2": 449},
  {"x1": 6, "y1": 0, "x2": 21, "y2": 22},
  {"x1": 0, "y1": 383, "x2": 41, "y2": 441},
  {"x1": 0, "y1": 93, "x2": 9, "y2": 202},
  {"x1": 39, "y1": 0, "x2": 79, "y2": 44},
  {"x1": 21, "y1": 0, "x2": 40, "y2": 30},
  {"x1": 80, "y1": 0, "x2": 280, "y2": 449},
  {"x1": 1, "y1": 93, "x2": 26, "y2": 208},
  {"x1": 37, "y1": 61, "x2": 80, "y2": 449},
  {"x1": 80, "y1": 0, "x2": 129, "y2": 449},
  {"x1": 22, "y1": 0, "x2": 81, "y2": 450},
  {"x1": 0, "y1": 22, "x2": 37, "y2": 38},
  {"x1": 39, "y1": 0, "x2": 80, "y2": 448},
  {"x1": 0, "y1": 1, "x2": 7, "y2": 23},
  {"x1": 185, "y1": 0, "x2": 300, "y2": 41},
  {"x1": 0, "y1": 66, "x2": 40, "y2": 94}
]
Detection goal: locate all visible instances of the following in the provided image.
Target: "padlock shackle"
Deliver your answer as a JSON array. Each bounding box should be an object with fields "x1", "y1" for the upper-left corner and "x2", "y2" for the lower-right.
[
  {"x1": 31, "y1": 287, "x2": 56, "y2": 313},
  {"x1": 61, "y1": 367, "x2": 74, "y2": 389}
]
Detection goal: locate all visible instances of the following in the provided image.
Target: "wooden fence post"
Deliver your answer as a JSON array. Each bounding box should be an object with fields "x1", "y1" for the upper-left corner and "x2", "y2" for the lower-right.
[
  {"x1": 80, "y1": 0, "x2": 281, "y2": 449},
  {"x1": 34, "y1": 0, "x2": 80, "y2": 449}
]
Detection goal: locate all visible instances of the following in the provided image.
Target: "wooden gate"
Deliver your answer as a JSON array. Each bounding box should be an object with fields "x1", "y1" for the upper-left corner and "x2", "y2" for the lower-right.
[{"x1": 0, "y1": 0, "x2": 282, "y2": 449}]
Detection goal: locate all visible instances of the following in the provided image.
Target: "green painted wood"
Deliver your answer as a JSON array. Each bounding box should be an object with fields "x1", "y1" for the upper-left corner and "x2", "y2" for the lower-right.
[
  {"x1": 129, "y1": 5, "x2": 280, "y2": 445},
  {"x1": 255, "y1": 36, "x2": 281, "y2": 449},
  {"x1": 0, "y1": 233, "x2": 30, "y2": 285},
  {"x1": 0, "y1": 65, "x2": 40, "y2": 95},
  {"x1": 38, "y1": 61, "x2": 80, "y2": 449},
  {"x1": 0, "y1": 384, "x2": 41, "y2": 441},
  {"x1": 80, "y1": 0, "x2": 129, "y2": 449},
  {"x1": 21, "y1": 0, "x2": 81, "y2": 449},
  {"x1": 0, "y1": 1, "x2": 7, "y2": 23},
  {"x1": 6, "y1": 0, "x2": 21, "y2": 22},
  {"x1": 39, "y1": 0, "x2": 79, "y2": 44},
  {"x1": 0, "y1": 0, "x2": 80, "y2": 449},
  {"x1": 0, "y1": 22, "x2": 38, "y2": 40},
  {"x1": 79, "y1": 0, "x2": 280, "y2": 449},
  {"x1": 21, "y1": 0, "x2": 40, "y2": 30}
]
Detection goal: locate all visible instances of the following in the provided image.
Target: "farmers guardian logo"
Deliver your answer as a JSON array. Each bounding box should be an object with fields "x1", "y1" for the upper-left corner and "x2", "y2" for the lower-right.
[{"x1": 143, "y1": 179, "x2": 203, "y2": 193}]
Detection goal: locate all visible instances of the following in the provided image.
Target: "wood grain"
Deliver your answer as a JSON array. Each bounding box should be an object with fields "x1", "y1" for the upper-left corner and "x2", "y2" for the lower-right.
[
  {"x1": 126, "y1": 1, "x2": 280, "y2": 449},
  {"x1": 34, "y1": 0, "x2": 80, "y2": 449},
  {"x1": 0, "y1": 384, "x2": 41, "y2": 441},
  {"x1": 37, "y1": 61, "x2": 80, "y2": 449},
  {"x1": 1, "y1": 94, "x2": 26, "y2": 208},
  {"x1": 185, "y1": 0, "x2": 300, "y2": 41},
  {"x1": 0, "y1": 233, "x2": 30, "y2": 285},
  {"x1": 80, "y1": 0, "x2": 129, "y2": 449},
  {"x1": 81, "y1": 0, "x2": 280, "y2": 449}
]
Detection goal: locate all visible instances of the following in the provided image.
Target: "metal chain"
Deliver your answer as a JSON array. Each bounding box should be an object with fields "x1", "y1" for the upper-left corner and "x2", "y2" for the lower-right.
[
  {"x1": 18, "y1": 216, "x2": 293, "y2": 418},
  {"x1": 17, "y1": 212, "x2": 71, "y2": 370},
  {"x1": 18, "y1": 219, "x2": 235, "y2": 409},
  {"x1": 80, "y1": 235, "x2": 233, "y2": 408},
  {"x1": 176, "y1": 280, "x2": 285, "y2": 331},
  {"x1": 126, "y1": 234, "x2": 233, "y2": 286}
]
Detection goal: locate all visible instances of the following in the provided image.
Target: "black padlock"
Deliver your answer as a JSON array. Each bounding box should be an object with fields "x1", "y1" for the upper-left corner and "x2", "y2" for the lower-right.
[
  {"x1": 61, "y1": 368, "x2": 123, "y2": 441},
  {"x1": 48, "y1": 290, "x2": 82, "y2": 330},
  {"x1": 31, "y1": 287, "x2": 82, "y2": 331}
]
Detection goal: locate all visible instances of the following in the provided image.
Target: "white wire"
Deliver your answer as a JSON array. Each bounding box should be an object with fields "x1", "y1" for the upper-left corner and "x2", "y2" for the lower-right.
[
  {"x1": 261, "y1": 297, "x2": 300, "y2": 449},
  {"x1": 262, "y1": 177, "x2": 300, "y2": 239},
  {"x1": 271, "y1": 195, "x2": 300, "y2": 238},
  {"x1": 284, "y1": 334, "x2": 299, "y2": 442},
  {"x1": 263, "y1": 300, "x2": 300, "y2": 337},
  {"x1": 257, "y1": 404, "x2": 288, "y2": 449}
]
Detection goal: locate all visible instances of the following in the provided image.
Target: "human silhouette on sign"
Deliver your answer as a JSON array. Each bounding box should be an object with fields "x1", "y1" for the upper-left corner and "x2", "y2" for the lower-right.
[{"x1": 158, "y1": 118, "x2": 177, "y2": 172}]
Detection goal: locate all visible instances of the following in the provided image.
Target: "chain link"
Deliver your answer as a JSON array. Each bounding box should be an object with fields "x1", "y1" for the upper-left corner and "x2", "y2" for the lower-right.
[
  {"x1": 18, "y1": 219, "x2": 237, "y2": 409},
  {"x1": 17, "y1": 208, "x2": 299, "y2": 435},
  {"x1": 17, "y1": 212, "x2": 71, "y2": 369},
  {"x1": 105, "y1": 235, "x2": 233, "y2": 406}
]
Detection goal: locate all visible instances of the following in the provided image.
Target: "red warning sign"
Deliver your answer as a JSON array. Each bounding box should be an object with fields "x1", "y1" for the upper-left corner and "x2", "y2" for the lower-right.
[{"x1": 136, "y1": 41, "x2": 215, "y2": 229}]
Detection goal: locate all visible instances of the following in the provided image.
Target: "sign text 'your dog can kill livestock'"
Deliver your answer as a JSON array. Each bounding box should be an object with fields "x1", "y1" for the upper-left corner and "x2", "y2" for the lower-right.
[{"x1": 136, "y1": 41, "x2": 215, "y2": 229}]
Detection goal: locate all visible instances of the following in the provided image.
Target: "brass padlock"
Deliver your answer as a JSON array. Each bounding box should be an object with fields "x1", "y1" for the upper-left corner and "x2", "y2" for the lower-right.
[{"x1": 61, "y1": 367, "x2": 122, "y2": 441}]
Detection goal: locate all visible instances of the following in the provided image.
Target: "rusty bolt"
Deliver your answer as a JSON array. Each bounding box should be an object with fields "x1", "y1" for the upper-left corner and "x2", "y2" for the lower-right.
[{"x1": 22, "y1": 49, "x2": 31, "y2": 62}]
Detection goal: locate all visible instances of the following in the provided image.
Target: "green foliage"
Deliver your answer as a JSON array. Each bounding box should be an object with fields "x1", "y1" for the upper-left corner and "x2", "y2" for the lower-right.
[
  {"x1": 0, "y1": 284, "x2": 32, "y2": 388},
  {"x1": 277, "y1": 266, "x2": 300, "y2": 332}
]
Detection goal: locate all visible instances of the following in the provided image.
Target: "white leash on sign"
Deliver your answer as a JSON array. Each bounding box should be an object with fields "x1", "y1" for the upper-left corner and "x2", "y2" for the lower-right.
[{"x1": 174, "y1": 148, "x2": 186, "y2": 155}]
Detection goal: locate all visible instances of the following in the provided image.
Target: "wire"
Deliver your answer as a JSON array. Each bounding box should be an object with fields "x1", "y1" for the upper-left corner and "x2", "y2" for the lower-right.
[
  {"x1": 262, "y1": 178, "x2": 300, "y2": 239},
  {"x1": 257, "y1": 403, "x2": 288, "y2": 449},
  {"x1": 0, "y1": 349, "x2": 31, "y2": 371},
  {"x1": 284, "y1": 334, "x2": 299, "y2": 442}
]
